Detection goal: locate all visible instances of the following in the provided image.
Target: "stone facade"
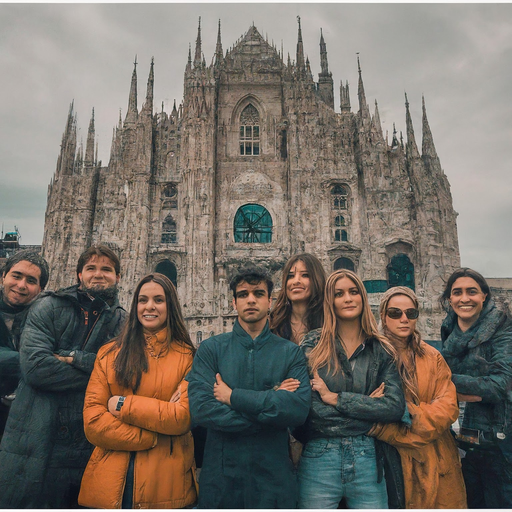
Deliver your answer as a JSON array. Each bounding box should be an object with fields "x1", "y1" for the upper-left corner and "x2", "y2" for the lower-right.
[{"x1": 42, "y1": 20, "x2": 461, "y2": 342}]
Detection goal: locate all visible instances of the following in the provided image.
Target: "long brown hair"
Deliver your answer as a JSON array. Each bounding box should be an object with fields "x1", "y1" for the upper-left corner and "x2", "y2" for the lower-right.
[
  {"x1": 270, "y1": 253, "x2": 326, "y2": 339},
  {"x1": 379, "y1": 286, "x2": 424, "y2": 404},
  {"x1": 112, "y1": 273, "x2": 195, "y2": 391},
  {"x1": 308, "y1": 269, "x2": 396, "y2": 375}
]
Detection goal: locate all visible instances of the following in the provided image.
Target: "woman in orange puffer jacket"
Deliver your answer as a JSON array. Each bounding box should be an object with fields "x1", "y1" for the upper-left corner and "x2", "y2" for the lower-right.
[{"x1": 79, "y1": 273, "x2": 197, "y2": 509}]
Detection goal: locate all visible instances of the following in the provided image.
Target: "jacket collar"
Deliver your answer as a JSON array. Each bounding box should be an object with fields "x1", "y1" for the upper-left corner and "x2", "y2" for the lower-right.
[
  {"x1": 51, "y1": 284, "x2": 121, "y2": 312},
  {"x1": 233, "y1": 318, "x2": 272, "y2": 349}
]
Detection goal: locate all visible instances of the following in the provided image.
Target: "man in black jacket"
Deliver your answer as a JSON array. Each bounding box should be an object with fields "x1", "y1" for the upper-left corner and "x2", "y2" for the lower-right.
[
  {"x1": 0, "y1": 250, "x2": 49, "y2": 436},
  {"x1": 0, "y1": 244, "x2": 127, "y2": 508}
]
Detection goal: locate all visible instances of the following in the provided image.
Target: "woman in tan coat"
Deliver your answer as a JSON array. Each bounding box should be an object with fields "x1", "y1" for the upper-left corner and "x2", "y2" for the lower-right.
[
  {"x1": 369, "y1": 286, "x2": 467, "y2": 509},
  {"x1": 79, "y1": 273, "x2": 197, "y2": 509}
]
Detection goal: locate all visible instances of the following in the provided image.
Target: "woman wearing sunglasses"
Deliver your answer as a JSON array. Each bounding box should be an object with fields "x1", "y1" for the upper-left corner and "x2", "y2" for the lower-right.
[
  {"x1": 369, "y1": 286, "x2": 466, "y2": 508},
  {"x1": 297, "y1": 270, "x2": 405, "y2": 509},
  {"x1": 440, "y1": 268, "x2": 512, "y2": 508}
]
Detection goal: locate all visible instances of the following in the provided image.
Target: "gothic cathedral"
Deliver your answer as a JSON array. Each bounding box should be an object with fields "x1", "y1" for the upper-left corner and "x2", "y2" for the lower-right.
[{"x1": 42, "y1": 19, "x2": 460, "y2": 341}]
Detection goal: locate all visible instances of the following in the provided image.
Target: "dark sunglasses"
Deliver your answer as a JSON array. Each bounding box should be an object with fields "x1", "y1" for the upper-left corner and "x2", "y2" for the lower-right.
[{"x1": 386, "y1": 307, "x2": 419, "y2": 320}]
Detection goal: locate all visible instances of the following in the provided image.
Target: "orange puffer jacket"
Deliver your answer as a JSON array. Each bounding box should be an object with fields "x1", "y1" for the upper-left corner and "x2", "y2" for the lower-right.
[
  {"x1": 78, "y1": 339, "x2": 197, "y2": 509},
  {"x1": 370, "y1": 341, "x2": 467, "y2": 509}
]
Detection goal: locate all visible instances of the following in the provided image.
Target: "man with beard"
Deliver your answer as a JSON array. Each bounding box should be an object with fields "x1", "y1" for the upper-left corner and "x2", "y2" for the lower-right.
[
  {"x1": 186, "y1": 267, "x2": 311, "y2": 508},
  {"x1": 0, "y1": 245, "x2": 126, "y2": 508},
  {"x1": 0, "y1": 250, "x2": 49, "y2": 437}
]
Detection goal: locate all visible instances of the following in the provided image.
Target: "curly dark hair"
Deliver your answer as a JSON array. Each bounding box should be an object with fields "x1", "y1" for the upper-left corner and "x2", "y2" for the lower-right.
[{"x1": 229, "y1": 267, "x2": 273, "y2": 299}]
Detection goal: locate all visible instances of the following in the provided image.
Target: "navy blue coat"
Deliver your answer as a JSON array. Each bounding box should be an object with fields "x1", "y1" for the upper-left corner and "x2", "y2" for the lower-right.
[{"x1": 186, "y1": 320, "x2": 311, "y2": 508}]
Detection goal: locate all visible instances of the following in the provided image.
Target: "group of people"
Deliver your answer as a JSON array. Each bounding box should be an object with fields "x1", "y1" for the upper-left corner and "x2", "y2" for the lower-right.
[{"x1": 0, "y1": 246, "x2": 510, "y2": 509}]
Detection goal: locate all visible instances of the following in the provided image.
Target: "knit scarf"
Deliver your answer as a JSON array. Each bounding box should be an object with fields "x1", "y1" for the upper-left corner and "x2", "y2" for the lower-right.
[{"x1": 441, "y1": 299, "x2": 505, "y2": 358}]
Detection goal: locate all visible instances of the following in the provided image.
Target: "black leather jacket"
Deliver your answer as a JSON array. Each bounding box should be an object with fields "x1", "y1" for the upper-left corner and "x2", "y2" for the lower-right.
[
  {"x1": 295, "y1": 329, "x2": 406, "y2": 508},
  {"x1": 296, "y1": 329, "x2": 405, "y2": 441}
]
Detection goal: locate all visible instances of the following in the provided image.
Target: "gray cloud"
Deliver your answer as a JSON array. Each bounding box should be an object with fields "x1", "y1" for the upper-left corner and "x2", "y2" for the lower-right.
[{"x1": 1, "y1": 3, "x2": 510, "y2": 277}]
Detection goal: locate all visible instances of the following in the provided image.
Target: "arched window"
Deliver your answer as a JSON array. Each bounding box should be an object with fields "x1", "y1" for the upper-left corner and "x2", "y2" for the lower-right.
[
  {"x1": 196, "y1": 331, "x2": 203, "y2": 345},
  {"x1": 331, "y1": 184, "x2": 348, "y2": 210},
  {"x1": 161, "y1": 215, "x2": 177, "y2": 243},
  {"x1": 334, "y1": 229, "x2": 348, "y2": 242},
  {"x1": 234, "y1": 204, "x2": 272, "y2": 243},
  {"x1": 334, "y1": 257, "x2": 354, "y2": 272},
  {"x1": 239, "y1": 104, "x2": 260, "y2": 156},
  {"x1": 387, "y1": 254, "x2": 415, "y2": 291},
  {"x1": 334, "y1": 215, "x2": 345, "y2": 227},
  {"x1": 155, "y1": 259, "x2": 178, "y2": 287},
  {"x1": 331, "y1": 185, "x2": 349, "y2": 243}
]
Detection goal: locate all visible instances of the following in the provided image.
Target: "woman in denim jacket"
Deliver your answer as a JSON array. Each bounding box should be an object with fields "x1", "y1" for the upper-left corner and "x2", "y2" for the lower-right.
[
  {"x1": 297, "y1": 269, "x2": 405, "y2": 509},
  {"x1": 441, "y1": 267, "x2": 512, "y2": 508}
]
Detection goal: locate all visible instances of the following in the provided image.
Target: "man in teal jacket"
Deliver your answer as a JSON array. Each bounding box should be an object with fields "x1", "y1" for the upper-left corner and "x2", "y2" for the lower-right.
[{"x1": 187, "y1": 267, "x2": 311, "y2": 508}]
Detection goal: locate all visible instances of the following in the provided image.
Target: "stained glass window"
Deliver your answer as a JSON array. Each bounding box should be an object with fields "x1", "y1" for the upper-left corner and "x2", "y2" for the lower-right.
[{"x1": 234, "y1": 204, "x2": 272, "y2": 243}]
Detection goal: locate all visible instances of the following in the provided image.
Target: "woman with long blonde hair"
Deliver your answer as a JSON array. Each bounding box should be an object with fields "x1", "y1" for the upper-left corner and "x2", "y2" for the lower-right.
[
  {"x1": 297, "y1": 270, "x2": 406, "y2": 509},
  {"x1": 369, "y1": 286, "x2": 466, "y2": 508}
]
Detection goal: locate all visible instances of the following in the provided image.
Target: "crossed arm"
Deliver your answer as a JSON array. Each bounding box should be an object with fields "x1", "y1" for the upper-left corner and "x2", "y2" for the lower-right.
[{"x1": 186, "y1": 342, "x2": 311, "y2": 433}]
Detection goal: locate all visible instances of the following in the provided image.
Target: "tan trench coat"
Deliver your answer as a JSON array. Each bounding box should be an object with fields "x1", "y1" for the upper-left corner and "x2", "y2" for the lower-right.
[{"x1": 371, "y1": 341, "x2": 467, "y2": 509}]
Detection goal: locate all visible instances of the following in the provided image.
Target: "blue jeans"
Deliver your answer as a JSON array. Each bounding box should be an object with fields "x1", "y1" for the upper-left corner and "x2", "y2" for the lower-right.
[{"x1": 298, "y1": 436, "x2": 388, "y2": 509}]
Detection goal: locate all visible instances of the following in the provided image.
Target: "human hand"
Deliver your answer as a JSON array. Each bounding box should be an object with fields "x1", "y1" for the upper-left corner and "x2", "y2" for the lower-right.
[
  {"x1": 213, "y1": 373, "x2": 232, "y2": 405},
  {"x1": 369, "y1": 382, "x2": 385, "y2": 398},
  {"x1": 311, "y1": 371, "x2": 338, "y2": 406},
  {"x1": 170, "y1": 388, "x2": 181, "y2": 403},
  {"x1": 108, "y1": 395, "x2": 122, "y2": 417},
  {"x1": 53, "y1": 353, "x2": 73, "y2": 364},
  {"x1": 457, "y1": 393, "x2": 482, "y2": 403},
  {"x1": 277, "y1": 378, "x2": 300, "y2": 392}
]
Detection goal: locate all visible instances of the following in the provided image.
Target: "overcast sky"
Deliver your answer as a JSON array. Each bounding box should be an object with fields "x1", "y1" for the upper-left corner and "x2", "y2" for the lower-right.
[{"x1": 1, "y1": 3, "x2": 511, "y2": 277}]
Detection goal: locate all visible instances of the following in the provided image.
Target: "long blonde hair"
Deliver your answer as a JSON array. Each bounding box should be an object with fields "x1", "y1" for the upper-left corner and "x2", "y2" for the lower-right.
[
  {"x1": 379, "y1": 286, "x2": 424, "y2": 404},
  {"x1": 308, "y1": 269, "x2": 396, "y2": 375}
]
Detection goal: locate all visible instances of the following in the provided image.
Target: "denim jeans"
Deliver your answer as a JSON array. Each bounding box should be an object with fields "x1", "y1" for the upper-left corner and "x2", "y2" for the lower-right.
[{"x1": 298, "y1": 435, "x2": 388, "y2": 509}]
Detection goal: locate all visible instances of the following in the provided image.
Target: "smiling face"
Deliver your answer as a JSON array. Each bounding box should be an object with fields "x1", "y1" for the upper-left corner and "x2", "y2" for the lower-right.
[
  {"x1": 286, "y1": 260, "x2": 311, "y2": 304},
  {"x1": 2, "y1": 260, "x2": 42, "y2": 307},
  {"x1": 333, "y1": 276, "x2": 363, "y2": 321},
  {"x1": 78, "y1": 255, "x2": 120, "y2": 292},
  {"x1": 233, "y1": 280, "x2": 272, "y2": 331},
  {"x1": 137, "y1": 281, "x2": 168, "y2": 333},
  {"x1": 450, "y1": 276, "x2": 488, "y2": 331},
  {"x1": 384, "y1": 294, "x2": 418, "y2": 341}
]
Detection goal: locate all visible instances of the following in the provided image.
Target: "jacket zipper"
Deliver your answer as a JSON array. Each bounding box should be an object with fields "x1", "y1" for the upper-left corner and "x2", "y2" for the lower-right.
[{"x1": 80, "y1": 306, "x2": 103, "y2": 350}]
